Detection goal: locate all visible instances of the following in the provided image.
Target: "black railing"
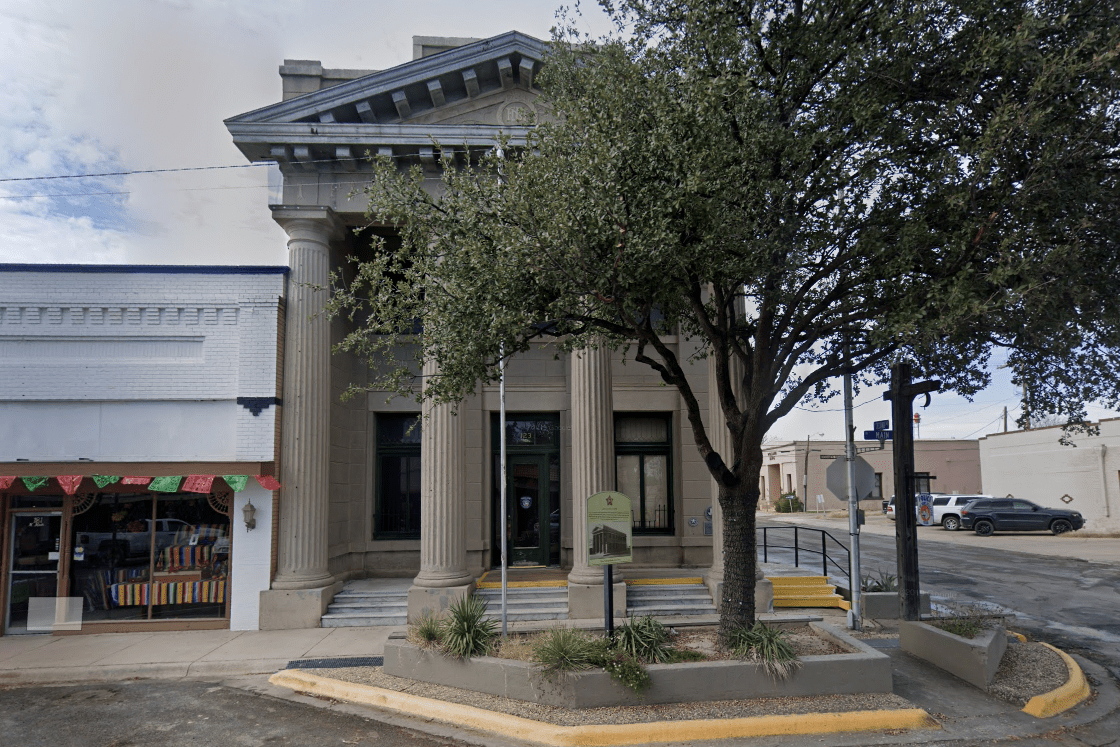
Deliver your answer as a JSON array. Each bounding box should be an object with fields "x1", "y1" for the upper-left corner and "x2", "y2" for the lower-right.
[{"x1": 760, "y1": 526, "x2": 851, "y2": 590}]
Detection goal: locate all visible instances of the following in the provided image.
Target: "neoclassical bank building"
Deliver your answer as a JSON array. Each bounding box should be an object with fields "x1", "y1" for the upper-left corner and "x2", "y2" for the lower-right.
[{"x1": 226, "y1": 32, "x2": 760, "y2": 629}]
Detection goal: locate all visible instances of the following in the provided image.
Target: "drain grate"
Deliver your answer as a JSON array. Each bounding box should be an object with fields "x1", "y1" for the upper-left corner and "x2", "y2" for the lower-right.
[{"x1": 286, "y1": 656, "x2": 383, "y2": 669}]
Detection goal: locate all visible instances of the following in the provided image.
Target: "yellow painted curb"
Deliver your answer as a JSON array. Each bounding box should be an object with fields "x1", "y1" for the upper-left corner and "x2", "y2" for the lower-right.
[
  {"x1": 477, "y1": 580, "x2": 569, "y2": 589},
  {"x1": 270, "y1": 670, "x2": 938, "y2": 745},
  {"x1": 624, "y1": 577, "x2": 704, "y2": 586},
  {"x1": 1022, "y1": 643, "x2": 1091, "y2": 718},
  {"x1": 1010, "y1": 631, "x2": 1027, "y2": 643}
]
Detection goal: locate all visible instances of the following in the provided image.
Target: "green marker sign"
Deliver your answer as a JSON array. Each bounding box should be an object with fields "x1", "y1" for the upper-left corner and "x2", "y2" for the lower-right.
[{"x1": 586, "y1": 491, "x2": 632, "y2": 566}]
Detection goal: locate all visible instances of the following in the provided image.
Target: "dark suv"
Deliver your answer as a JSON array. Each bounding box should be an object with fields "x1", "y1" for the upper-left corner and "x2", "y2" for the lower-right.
[{"x1": 959, "y1": 498, "x2": 1084, "y2": 536}]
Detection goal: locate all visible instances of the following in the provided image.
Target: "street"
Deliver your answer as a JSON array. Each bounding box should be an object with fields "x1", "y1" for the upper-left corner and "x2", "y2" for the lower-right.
[{"x1": 758, "y1": 513, "x2": 1120, "y2": 679}]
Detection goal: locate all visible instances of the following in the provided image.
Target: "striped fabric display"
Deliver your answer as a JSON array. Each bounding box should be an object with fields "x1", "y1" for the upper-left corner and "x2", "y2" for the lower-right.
[
  {"x1": 110, "y1": 580, "x2": 227, "y2": 606},
  {"x1": 157, "y1": 545, "x2": 213, "y2": 572}
]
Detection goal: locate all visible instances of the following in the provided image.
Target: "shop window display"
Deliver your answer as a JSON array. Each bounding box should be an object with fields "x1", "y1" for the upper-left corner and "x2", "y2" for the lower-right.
[{"x1": 70, "y1": 492, "x2": 230, "y2": 621}]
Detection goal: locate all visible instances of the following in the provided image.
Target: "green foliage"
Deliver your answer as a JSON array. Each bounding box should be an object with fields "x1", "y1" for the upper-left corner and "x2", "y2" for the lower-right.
[
  {"x1": 861, "y1": 570, "x2": 899, "y2": 593},
  {"x1": 613, "y1": 615, "x2": 673, "y2": 664},
  {"x1": 531, "y1": 627, "x2": 605, "y2": 675},
  {"x1": 663, "y1": 647, "x2": 708, "y2": 663},
  {"x1": 728, "y1": 623, "x2": 801, "y2": 680},
  {"x1": 408, "y1": 612, "x2": 443, "y2": 648},
  {"x1": 593, "y1": 649, "x2": 652, "y2": 694},
  {"x1": 931, "y1": 604, "x2": 1005, "y2": 639},
  {"x1": 775, "y1": 494, "x2": 803, "y2": 513},
  {"x1": 440, "y1": 594, "x2": 498, "y2": 659}
]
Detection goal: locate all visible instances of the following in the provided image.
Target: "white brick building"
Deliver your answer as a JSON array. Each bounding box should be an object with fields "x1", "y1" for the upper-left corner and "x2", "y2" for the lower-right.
[{"x1": 0, "y1": 264, "x2": 286, "y2": 634}]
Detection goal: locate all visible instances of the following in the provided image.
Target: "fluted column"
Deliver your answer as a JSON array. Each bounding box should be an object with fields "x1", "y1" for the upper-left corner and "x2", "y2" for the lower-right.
[
  {"x1": 568, "y1": 343, "x2": 617, "y2": 585},
  {"x1": 413, "y1": 360, "x2": 473, "y2": 588},
  {"x1": 271, "y1": 207, "x2": 342, "y2": 591}
]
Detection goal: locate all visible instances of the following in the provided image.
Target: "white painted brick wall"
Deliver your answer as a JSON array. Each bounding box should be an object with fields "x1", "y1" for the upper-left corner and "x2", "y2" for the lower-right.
[{"x1": 0, "y1": 268, "x2": 286, "y2": 462}]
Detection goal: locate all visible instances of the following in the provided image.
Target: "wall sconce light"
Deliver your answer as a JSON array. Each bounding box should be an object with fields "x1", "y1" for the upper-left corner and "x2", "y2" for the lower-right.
[{"x1": 242, "y1": 499, "x2": 257, "y2": 531}]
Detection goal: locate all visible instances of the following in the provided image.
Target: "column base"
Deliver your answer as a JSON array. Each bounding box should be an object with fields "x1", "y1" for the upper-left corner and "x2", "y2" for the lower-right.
[
  {"x1": 704, "y1": 575, "x2": 774, "y2": 616},
  {"x1": 407, "y1": 582, "x2": 475, "y2": 622},
  {"x1": 259, "y1": 582, "x2": 342, "y2": 630},
  {"x1": 567, "y1": 581, "x2": 627, "y2": 620}
]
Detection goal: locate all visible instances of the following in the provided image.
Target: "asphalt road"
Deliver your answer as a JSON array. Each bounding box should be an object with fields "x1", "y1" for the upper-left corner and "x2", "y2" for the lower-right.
[
  {"x1": 758, "y1": 516, "x2": 1120, "y2": 680},
  {"x1": 0, "y1": 678, "x2": 458, "y2": 747}
]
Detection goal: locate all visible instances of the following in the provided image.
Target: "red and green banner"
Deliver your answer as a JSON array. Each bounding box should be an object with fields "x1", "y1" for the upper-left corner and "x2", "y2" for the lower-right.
[{"x1": 0, "y1": 474, "x2": 280, "y2": 493}]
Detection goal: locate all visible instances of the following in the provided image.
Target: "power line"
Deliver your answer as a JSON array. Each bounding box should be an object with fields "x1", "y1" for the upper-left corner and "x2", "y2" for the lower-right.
[
  {"x1": 0, "y1": 163, "x2": 271, "y2": 182},
  {"x1": 0, "y1": 184, "x2": 272, "y2": 201}
]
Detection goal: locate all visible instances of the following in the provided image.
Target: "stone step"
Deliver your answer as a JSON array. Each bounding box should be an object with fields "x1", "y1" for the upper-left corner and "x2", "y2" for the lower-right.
[
  {"x1": 483, "y1": 607, "x2": 569, "y2": 621},
  {"x1": 479, "y1": 598, "x2": 567, "y2": 612},
  {"x1": 624, "y1": 603, "x2": 717, "y2": 616},
  {"x1": 328, "y1": 600, "x2": 408, "y2": 611},
  {"x1": 627, "y1": 594, "x2": 713, "y2": 607},
  {"x1": 333, "y1": 590, "x2": 409, "y2": 600},
  {"x1": 476, "y1": 590, "x2": 568, "y2": 602},
  {"x1": 321, "y1": 612, "x2": 407, "y2": 627}
]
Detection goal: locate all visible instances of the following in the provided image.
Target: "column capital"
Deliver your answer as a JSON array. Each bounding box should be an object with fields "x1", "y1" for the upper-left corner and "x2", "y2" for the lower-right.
[{"x1": 270, "y1": 205, "x2": 346, "y2": 243}]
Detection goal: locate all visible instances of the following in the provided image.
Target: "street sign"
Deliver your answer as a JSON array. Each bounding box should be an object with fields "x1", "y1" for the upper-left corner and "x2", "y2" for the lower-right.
[
  {"x1": 916, "y1": 493, "x2": 935, "y2": 526},
  {"x1": 873, "y1": 420, "x2": 890, "y2": 431},
  {"x1": 864, "y1": 429, "x2": 894, "y2": 440},
  {"x1": 825, "y1": 455, "x2": 877, "y2": 500}
]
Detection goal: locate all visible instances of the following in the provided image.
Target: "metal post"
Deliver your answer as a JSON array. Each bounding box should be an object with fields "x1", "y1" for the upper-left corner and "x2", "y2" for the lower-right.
[
  {"x1": 844, "y1": 353, "x2": 862, "y2": 631},
  {"x1": 803, "y1": 435, "x2": 811, "y2": 513},
  {"x1": 821, "y1": 532, "x2": 828, "y2": 577},
  {"x1": 604, "y1": 564, "x2": 614, "y2": 637},
  {"x1": 763, "y1": 528, "x2": 769, "y2": 563},
  {"x1": 794, "y1": 526, "x2": 799, "y2": 567},
  {"x1": 499, "y1": 344, "x2": 508, "y2": 637},
  {"x1": 885, "y1": 363, "x2": 941, "y2": 621}
]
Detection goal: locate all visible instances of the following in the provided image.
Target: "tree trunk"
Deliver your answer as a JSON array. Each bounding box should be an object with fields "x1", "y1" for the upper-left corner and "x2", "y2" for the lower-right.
[{"x1": 716, "y1": 450, "x2": 763, "y2": 645}]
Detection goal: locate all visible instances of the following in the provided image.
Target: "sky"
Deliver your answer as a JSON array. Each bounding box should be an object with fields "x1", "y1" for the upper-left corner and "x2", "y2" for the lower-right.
[{"x1": 0, "y1": 0, "x2": 1112, "y2": 442}]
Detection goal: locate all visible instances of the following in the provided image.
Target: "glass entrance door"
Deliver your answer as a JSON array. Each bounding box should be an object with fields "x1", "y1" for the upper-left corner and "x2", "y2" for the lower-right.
[
  {"x1": 506, "y1": 455, "x2": 551, "y2": 566},
  {"x1": 6, "y1": 512, "x2": 62, "y2": 634}
]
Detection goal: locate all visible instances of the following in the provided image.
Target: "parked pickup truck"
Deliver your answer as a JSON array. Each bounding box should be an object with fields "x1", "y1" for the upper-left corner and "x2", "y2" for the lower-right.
[{"x1": 75, "y1": 519, "x2": 192, "y2": 562}]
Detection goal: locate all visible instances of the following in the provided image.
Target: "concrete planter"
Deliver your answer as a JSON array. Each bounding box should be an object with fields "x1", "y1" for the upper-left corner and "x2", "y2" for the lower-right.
[
  {"x1": 859, "y1": 591, "x2": 931, "y2": 619},
  {"x1": 899, "y1": 620, "x2": 1007, "y2": 690},
  {"x1": 383, "y1": 622, "x2": 892, "y2": 708}
]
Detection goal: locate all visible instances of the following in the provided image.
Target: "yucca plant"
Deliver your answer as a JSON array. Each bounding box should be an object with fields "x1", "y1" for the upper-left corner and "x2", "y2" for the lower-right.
[
  {"x1": 861, "y1": 569, "x2": 898, "y2": 592},
  {"x1": 613, "y1": 614, "x2": 672, "y2": 663},
  {"x1": 532, "y1": 627, "x2": 603, "y2": 675},
  {"x1": 440, "y1": 594, "x2": 498, "y2": 659},
  {"x1": 728, "y1": 622, "x2": 800, "y2": 679}
]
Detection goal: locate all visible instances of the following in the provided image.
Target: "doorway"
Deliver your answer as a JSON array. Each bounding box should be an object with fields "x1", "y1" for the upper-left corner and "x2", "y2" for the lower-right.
[
  {"x1": 6, "y1": 512, "x2": 63, "y2": 634},
  {"x1": 491, "y1": 414, "x2": 561, "y2": 568}
]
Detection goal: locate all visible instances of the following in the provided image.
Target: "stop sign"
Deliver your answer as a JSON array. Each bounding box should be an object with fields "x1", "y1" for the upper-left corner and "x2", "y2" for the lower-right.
[{"x1": 825, "y1": 455, "x2": 877, "y2": 500}]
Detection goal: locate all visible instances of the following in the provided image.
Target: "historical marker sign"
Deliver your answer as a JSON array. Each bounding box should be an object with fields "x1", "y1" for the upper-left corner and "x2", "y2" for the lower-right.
[{"x1": 587, "y1": 491, "x2": 632, "y2": 566}]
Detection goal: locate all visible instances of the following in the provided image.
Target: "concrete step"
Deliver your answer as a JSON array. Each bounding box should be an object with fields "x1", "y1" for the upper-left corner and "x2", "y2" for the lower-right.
[
  {"x1": 333, "y1": 590, "x2": 409, "y2": 600},
  {"x1": 321, "y1": 612, "x2": 407, "y2": 627},
  {"x1": 625, "y1": 602, "x2": 718, "y2": 616},
  {"x1": 476, "y1": 590, "x2": 567, "y2": 602},
  {"x1": 328, "y1": 600, "x2": 408, "y2": 611},
  {"x1": 482, "y1": 607, "x2": 568, "y2": 621},
  {"x1": 627, "y1": 594, "x2": 713, "y2": 607}
]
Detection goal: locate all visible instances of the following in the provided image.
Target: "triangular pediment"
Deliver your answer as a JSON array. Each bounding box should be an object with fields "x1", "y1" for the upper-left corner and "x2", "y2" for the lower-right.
[{"x1": 226, "y1": 31, "x2": 547, "y2": 166}]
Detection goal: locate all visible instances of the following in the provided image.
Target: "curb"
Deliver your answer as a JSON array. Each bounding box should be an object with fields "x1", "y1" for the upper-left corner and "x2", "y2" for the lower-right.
[
  {"x1": 1021, "y1": 643, "x2": 1092, "y2": 718},
  {"x1": 269, "y1": 669, "x2": 939, "y2": 745},
  {"x1": 0, "y1": 659, "x2": 290, "y2": 686}
]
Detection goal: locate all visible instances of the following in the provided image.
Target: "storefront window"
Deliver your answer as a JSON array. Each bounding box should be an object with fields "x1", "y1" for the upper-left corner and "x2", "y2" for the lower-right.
[{"x1": 69, "y1": 492, "x2": 229, "y2": 622}]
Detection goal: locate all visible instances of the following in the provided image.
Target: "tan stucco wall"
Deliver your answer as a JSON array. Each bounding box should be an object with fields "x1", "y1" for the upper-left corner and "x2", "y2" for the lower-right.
[
  {"x1": 979, "y1": 420, "x2": 1120, "y2": 533},
  {"x1": 760, "y1": 439, "x2": 981, "y2": 511}
]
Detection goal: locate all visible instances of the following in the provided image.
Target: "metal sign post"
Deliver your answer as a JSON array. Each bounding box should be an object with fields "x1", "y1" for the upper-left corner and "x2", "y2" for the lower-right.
[
  {"x1": 499, "y1": 344, "x2": 508, "y2": 638},
  {"x1": 587, "y1": 491, "x2": 632, "y2": 637}
]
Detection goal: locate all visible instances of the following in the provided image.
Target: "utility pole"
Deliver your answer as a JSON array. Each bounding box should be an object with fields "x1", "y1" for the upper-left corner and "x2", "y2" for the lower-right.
[
  {"x1": 1003, "y1": 406, "x2": 1008, "y2": 433},
  {"x1": 803, "y1": 435, "x2": 812, "y2": 513},
  {"x1": 884, "y1": 363, "x2": 940, "y2": 621},
  {"x1": 843, "y1": 350, "x2": 862, "y2": 631}
]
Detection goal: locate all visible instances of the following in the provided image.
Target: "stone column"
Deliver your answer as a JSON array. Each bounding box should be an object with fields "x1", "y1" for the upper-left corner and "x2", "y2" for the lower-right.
[
  {"x1": 705, "y1": 349, "x2": 772, "y2": 613},
  {"x1": 408, "y1": 359, "x2": 474, "y2": 618},
  {"x1": 567, "y1": 343, "x2": 625, "y2": 618},
  {"x1": 259, "y1": 206, "x2": 343, "y2": 629}
]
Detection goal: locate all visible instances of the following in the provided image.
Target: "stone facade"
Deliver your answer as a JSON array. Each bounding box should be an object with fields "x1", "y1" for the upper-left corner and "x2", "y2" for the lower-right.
[{"x1": 227, "y1": 32, "x2": 744, "y2": 627}]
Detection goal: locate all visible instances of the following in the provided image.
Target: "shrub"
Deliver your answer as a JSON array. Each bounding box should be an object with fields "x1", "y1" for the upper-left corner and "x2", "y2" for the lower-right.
[
  {"x1": 592, "y1": 649, "x2": 652, "y2": 693},
  {"x1": 613, "y1": 615, "x2": 672, "y2": 664},
  {"x1": 532, "y1": 627, "x2": 602, "y2": 675},
  {"x1": 775, "y1": 493, "x2": 802, "y2": 513},
  {"x1": 440, "y1": 594, "x2": 498, "y2": 659},
  {"x1": 861, "y1": 569, "x2": 899, "y2": 592},
  {"x1": 728, "y1": 622, "x2": 800, "y2": 679},
  {"x1": 408, "y1": 611, "x2": 443, "y2": 648}
]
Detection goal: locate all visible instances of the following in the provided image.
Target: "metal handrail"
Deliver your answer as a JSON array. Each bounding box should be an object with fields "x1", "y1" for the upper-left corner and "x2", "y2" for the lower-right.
[{"x1": 760, "y1": 526, "x2": 851, "y2": 589}]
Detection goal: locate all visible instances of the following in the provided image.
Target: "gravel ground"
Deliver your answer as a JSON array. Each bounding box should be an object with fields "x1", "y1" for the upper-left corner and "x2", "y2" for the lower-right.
[{"x1": 988, "y1": 639, "x2": 1068, "y2": 705}]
